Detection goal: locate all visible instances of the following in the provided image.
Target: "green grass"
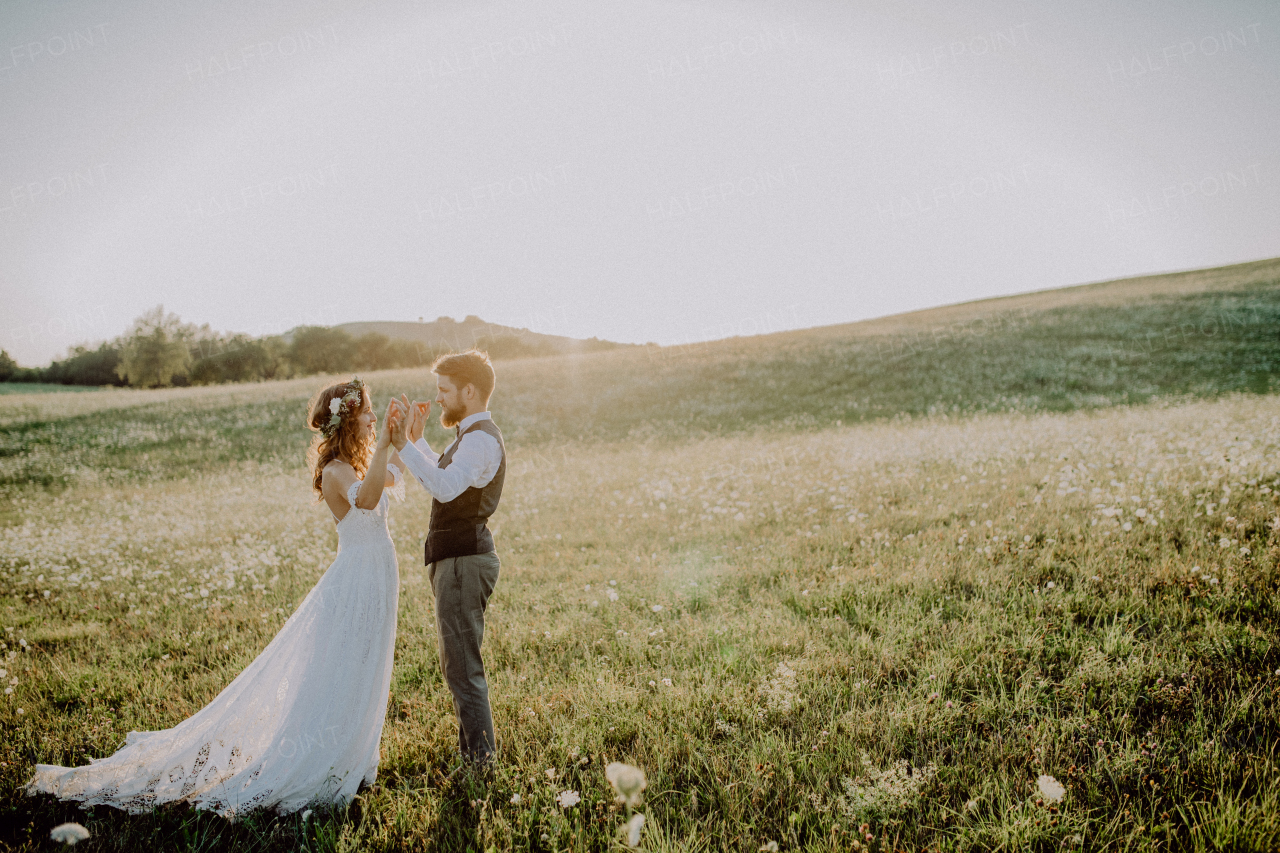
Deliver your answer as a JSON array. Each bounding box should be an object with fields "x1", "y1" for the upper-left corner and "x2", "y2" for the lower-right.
[
  {"x1": 3, "y1": 275, "x2": 1279, "y2": 495},
  {"x1": 0, "y1": 383, "x2": 106, "y2": 395},
  {"x1": 1, "y1": 262, "x2": 1279, "y2": 851}
]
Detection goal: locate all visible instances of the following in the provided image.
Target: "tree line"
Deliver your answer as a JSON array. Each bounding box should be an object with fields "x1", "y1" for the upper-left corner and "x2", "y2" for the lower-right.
[{"x1": 0, "y1": 305, "x2": 587, "y2": 388}]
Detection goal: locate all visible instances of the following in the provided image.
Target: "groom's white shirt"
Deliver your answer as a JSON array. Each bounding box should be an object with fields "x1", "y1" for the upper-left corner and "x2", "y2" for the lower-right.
[{"x1": 397, "y1": 411, "x2": 502, "y2": 503}]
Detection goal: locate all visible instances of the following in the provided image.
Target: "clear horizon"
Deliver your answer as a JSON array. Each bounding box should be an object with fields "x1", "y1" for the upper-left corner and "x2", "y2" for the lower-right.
[{"x1": 3, "y1": 0, "x2": 1278, "y2": 367}]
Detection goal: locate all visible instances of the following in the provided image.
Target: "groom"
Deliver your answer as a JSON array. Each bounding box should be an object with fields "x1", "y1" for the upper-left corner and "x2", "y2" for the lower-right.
[{"x1": 393, "y1": 350, "x2": 506, "y2": 766}]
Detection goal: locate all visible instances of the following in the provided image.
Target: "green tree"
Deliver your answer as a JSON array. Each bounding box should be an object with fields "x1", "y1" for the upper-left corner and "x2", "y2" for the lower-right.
[
  {"x1": 45, "y1": 341, "x2": 125, "y2": 386},
  {"x1": 115, "y1": 305, "x2": 195, "y2": 387},
  {"x1": 189, "y1": 333, "x2": 279, "y2": 384},
  {"x1": 0, "y1": 349, "x2": 16, "y2": 382},
  {"x1": 286, "y1": 326, "x2": 355, "y2": 375},
  {"x1": 354, "y1": 332, "x2": 394, "y2": 370}
]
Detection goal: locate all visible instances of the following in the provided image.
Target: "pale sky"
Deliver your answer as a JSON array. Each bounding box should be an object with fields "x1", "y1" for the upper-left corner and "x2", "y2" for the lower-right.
[{"x1": 2, "y1": 0, "x2": 1278, "y2": 366}]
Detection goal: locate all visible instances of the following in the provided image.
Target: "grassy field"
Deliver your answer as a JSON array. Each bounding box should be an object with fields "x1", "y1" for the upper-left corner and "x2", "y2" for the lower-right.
[
  {"x1": 2, "y1": 260, "x2": 1280, "y2": 852},
  {"x1": 0, "y1": 384, "x2": 103, "y2": 396}
]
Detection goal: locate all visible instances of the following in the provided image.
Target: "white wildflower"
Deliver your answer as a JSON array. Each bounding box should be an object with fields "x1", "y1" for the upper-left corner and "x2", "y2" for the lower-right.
[
  {"x1": 1037, "y1": 774, "x2": 1066, "y2": 803},
  {"x1": 50, "y1": 823, "x2": 90, "y2": 845},
  {"x1": 606, "y1": 762, "x2": 647, "y2": 807},
  {"x1": 651, "y1": 604, "x2": 663, "y2": 612},
  {"x1": 329, "y1": 398, "x2": 341, "y2": 415},
  {"x1": 837, "y1": 753, "x2": 937, "y2": 820},
  {"x1": 760, "y1": 661, "x2": 800, "y2": 714},
  {"x1": 556, "y1": 789, "x2": 580, "y2": 808},
  {"x1": 510, "y1": 793, "x2": 521, "y2": 804},
  {"x1": 625, "y1": 813, "x2": 645, "y2": 847},
  {"x1": 759, "y1": 842, "x2": 779, "y2": 853}
]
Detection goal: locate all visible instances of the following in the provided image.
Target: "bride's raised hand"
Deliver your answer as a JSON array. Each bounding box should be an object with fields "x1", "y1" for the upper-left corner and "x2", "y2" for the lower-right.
[
  {"x1": 377, "y1": 399, "x2": 402, "y2": 451},
  {"x1": 387, "y1": 398, "x2": 409, "y2": 450}
]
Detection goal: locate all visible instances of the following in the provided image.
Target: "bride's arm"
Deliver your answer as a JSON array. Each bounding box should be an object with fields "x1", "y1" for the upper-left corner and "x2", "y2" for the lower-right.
[{"x1": 353, "y1": 399, "x2": 404, "y2": 509}]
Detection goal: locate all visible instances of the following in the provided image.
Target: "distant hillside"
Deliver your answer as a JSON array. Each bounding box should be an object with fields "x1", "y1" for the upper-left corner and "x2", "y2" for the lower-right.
[
  {"x1": 760, "y1": 255, "x2": 1280, "y2": 347},
  {"x1": 479, "y1": 256, "x2": 1280, "y2": 442},
  {"x1": 288, "y1": 316, "x2": 630, "y2": 361}
]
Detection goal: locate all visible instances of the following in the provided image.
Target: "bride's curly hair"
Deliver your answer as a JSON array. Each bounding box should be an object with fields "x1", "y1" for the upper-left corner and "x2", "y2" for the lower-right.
[{"x1": 306, "y1": 380, "x2": 375, "y2": 498}]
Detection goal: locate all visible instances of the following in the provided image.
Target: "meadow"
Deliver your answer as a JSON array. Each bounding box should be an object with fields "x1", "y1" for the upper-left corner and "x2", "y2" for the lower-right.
[{"x1": 1, "y1": 261, "x2": 1279, "y2": 852}]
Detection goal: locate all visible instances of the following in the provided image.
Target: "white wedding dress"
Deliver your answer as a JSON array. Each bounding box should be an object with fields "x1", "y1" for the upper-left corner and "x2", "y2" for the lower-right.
[{"x1": 26, "y1": 466, "x2": 405, "y2": 820}]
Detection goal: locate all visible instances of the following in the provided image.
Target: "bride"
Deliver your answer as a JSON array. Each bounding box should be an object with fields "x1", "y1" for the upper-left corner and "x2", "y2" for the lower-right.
[{"x1": 26, "y1": 377, "x2": 410, "y2": 819}]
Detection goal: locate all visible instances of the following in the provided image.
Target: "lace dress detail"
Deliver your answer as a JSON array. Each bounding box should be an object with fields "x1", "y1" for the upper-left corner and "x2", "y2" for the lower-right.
[{"x1": 26, "y1": 469, "x2": 404, "y2": 820}]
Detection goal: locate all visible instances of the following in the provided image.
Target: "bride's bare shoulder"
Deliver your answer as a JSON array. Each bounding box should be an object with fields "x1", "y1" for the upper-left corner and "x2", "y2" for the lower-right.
[
  {"x1": 322, "y1": 458, "x2": 354, "y2": 475},
  {"x1": 321, "y1": 459, "x2": 356, "y2": 491}
]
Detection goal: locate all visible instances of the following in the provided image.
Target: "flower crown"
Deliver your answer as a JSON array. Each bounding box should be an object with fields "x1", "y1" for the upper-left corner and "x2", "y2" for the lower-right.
[{"x1": 319, "y1": 376, "x2": 365, "y2": 439}]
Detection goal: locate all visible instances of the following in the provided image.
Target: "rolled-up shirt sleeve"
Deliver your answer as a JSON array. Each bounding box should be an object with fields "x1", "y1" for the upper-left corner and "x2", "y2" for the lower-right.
[{"x1": 397, "y1": 433, "x2": 499, "y2": 503}]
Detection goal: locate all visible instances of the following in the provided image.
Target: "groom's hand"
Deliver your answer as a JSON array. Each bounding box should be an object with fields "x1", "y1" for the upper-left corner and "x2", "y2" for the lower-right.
[{"x1": 403, "y1": 394, "x2": 429, "y2": 443}]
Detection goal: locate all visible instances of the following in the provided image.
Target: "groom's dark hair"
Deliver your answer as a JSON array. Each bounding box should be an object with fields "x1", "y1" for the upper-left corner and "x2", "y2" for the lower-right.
[{"x1": 432, "y1": 350, "x2": 495, "y2": 405}]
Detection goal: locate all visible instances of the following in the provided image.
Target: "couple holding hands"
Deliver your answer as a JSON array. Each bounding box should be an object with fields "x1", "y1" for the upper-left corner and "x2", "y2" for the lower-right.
[{"x1": 27, "y1": 350, "x2": 506, "y2": 819}]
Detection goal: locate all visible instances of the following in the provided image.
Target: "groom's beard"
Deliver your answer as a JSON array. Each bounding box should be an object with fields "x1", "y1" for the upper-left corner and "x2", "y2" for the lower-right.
[{"x1": 439, "y1": 402, "x2": 467, "y2": 429}]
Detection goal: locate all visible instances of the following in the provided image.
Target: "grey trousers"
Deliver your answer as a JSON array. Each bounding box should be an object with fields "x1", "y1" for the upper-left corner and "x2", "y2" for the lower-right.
[{"x1": 428, "y1": 551, "x2": 501, "y2": 761}]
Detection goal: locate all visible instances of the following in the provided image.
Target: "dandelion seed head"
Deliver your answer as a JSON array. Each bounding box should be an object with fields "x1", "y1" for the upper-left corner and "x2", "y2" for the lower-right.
[
  {"x1": 625, "y1": 813, "x2": 645, "y2": 847},
  {"x1": 49, "y1": 823, "x2": 90, "y2": 846},
  {"x1": 1037, "y1": 774, "x2": 1066, "y2": 803},
  {"x1": 606, "y1": 762, "x2": 647, "y2": 807}
]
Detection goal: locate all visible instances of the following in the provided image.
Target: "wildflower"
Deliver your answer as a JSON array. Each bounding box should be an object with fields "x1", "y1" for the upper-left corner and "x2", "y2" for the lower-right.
[
  {"x1": 759, "y1": 842, "x2": 779, "y2": 853},
  {"x1": 608, "y1": 589, "x2": 619, "y2": 601},
  {"x1": 651, "y1": 604, "x2": 663, "y2": 612},
  {"x1": 1046, "y1": 581, "x2": 1055, "y2": 589},
  {"x1": 301, "y1": 809, "x2": 312, "y2": 822},
  {"x1": 662, "y1": 678, "x2": 672, "y2": 687},
  {"x1": 606, "y1": 762, "x2": 647, "y2": 807},
  {"x1": 510, "y1": 793, "x2": 521, "y2": 804},
  {"x1": 545, "y1": 768, "x2": 558, "y2": 780},
  {"x1": 50, "y1": 823, "x2": 90, "y2": 845},
  {"x1": 1037, "y1": 774, "x2": 1066, "y2": 803},
  {"x1": 625, "y1": 813, "x2": 645, "y2": 847},
  {"x1": 965, "y1": 798, "x2": 978, "y2": 812},
  {"x1": 556, "y1": 790, "x2": 580, "y2": 808},
  {"x1": 328, "y1": 398, "x2": 341, "y2": 415}
]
